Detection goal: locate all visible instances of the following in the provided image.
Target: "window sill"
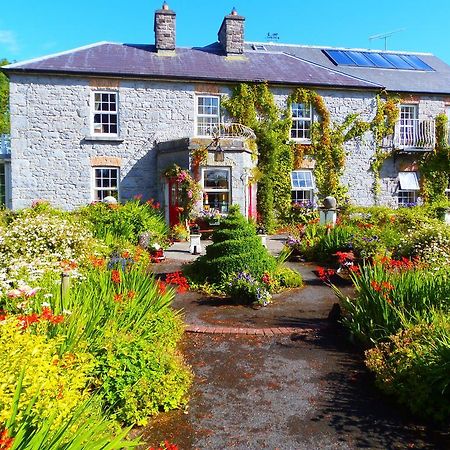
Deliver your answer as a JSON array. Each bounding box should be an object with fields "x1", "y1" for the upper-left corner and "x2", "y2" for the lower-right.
[
  {"x1": 291, "y1": 139, "x2": 312, "y2": 145},
  {"x1": 83, "y1": 135, "x2": 124, "y2": 143}
]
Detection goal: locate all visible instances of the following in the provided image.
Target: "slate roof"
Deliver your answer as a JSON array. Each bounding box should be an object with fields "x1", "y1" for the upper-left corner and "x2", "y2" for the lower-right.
[
  {"x1": 4, "y1": 40, "x2": 450, "y2": 94},
  {"x1": 3, "y1": 42, "x2": 380, "y2": 90},
  {"x1": 246, "y1": 43, "x2": 450, "y2": 95}
]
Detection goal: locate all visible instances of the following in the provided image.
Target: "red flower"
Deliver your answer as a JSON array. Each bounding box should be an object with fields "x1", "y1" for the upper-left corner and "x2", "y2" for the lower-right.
[
  {"x1": 111, "y1": 270, "x2": 121, "y2": 284},
  {"x1": 133, "y1": 194, "x2": 143, "y2": 200},
  {"x1": 17, "y1": 313, "x2": 40, "y2": 329},
  {"x1": 127, "y1": 290, "x2": 136, "y2": 299},
  {"x1": 348, "y1": 265, "x2": 360, "y2": 274},
  {"x1": 381, "y1": 281, "x2": 394, "y2": 291},
  {"x1": 165, "y1": 272, "x2": 189, "y2": 293},
  {"x1": 334, "y1": 251, "x2": 355, "y2": 264},
  {"x1": 0, "y1": 311, "x2": 6, "y2": 321},
  {"x1": 371, "y1": 281, "x2": 382, "y2": 292},
  {"x1": 49, "y1": 314, "x2": 64, "y2": 324},
  {"x1": 114, "y1": 294, "x2": 123, "y2": 303},
  {"x1": 157, "y1": 280, "x2": 167, "y2": 295},
  {"x1": 0, "y1": 429, "x2": 14, "y2": 450}
]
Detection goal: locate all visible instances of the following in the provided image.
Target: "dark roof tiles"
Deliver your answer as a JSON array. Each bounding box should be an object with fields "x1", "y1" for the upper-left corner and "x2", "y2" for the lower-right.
[{"x1": 4, "y1": 42, "x2": 380, "y2": 89}]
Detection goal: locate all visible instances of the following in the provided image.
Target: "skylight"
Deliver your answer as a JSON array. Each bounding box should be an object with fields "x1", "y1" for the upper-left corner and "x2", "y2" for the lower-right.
[{"x1": 323, "y1": 49, "x2": 434, "y2": 71}]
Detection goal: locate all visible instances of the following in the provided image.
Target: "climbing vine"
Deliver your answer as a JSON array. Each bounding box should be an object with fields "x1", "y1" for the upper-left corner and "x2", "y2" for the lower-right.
[
  {"x1": 419, "y1": 113, "x2": 450, "y2": 202},
  {"x1": 369, "y1": 95, "x2": 400, "y2": 197},
  {"x1": 223, "y1": 83, "x2": 290, "y2": 231}
]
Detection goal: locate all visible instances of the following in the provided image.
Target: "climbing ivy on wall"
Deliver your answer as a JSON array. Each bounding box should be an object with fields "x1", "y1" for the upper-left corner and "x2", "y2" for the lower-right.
[
  {"x1": 222, "y1": 83, "x2": 290, "y2": 231},
  {"x1": 420, "y1": 113, "x2": 450, "y2": 202},
  {"x1": 223, "y1": 83, "x2": 407, "y2": 228},
  {"x1": 369, "y1": 95, "x2": 400, "y2": 198}
]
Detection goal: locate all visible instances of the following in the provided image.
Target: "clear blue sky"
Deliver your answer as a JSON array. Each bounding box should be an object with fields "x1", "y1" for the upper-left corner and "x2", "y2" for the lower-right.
[{"x1": 2, "y1": 0, "x2": 450, "y2": 64}]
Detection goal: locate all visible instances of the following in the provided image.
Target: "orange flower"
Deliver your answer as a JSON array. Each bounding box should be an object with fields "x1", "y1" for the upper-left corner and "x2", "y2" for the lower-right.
[
  {"x1": 0, "y1": 429, "x2": 14, "y2": 450},
  {"x1": 127, "y1": 290, "x2": 136, "y2": 299},
  {"x1": 122, "y1": 251, "x2": 131, "y2": 259},
  {"x1": 371, "y1": 280, "x2": 382, "y2": 292},
  {"x1": 381, "y1": 281, "x2": 394, "y2": 291},
  {"x1": 157, "y1": 280, "x2": 167, "y2": 295},
  {"x1": 114, "y1": 293, "x2": 123, "y2": 303},
  {"x1": 89, "y1": 256, "x2": 106, "y2": 269},
  {"x1": 111, "y1": 270, "x2": 121, "y2": 284}
]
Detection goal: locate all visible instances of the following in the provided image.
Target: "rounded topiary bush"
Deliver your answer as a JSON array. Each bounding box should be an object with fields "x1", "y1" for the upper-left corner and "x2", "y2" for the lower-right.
[{"x1": 186, "y1": 205, "x2": 276, "y2": 284}]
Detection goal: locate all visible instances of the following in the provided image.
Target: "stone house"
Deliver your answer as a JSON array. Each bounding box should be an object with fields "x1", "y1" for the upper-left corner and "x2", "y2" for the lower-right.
[{"x1": 2, "y1": 3, "x2": 450, "y2": 219}]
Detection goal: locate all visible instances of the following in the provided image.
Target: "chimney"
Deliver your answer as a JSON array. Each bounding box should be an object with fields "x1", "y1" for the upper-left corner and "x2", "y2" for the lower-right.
[
  {"x1": 154, "y1": 1, "x2": 176, "y2": 55},
  {"x1": 218, "y1": 7, "x2": 245, "y2": 56}
]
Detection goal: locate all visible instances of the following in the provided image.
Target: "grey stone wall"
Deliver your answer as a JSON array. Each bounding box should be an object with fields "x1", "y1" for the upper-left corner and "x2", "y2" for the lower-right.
[
  {"x1": 218, "y1": 14, "x2": 245, "y2": 55},
  {"x1": 8, "y1": 73, "x2": 449, "y2": 211}
]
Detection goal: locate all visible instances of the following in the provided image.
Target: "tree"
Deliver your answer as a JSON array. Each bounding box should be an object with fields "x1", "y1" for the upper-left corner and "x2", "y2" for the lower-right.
[{"x1": 0, "y1": 59, "x2": 10, "y2": 134}]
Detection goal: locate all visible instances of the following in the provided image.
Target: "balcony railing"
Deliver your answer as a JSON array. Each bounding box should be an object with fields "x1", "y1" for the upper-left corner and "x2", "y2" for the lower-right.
[
  {"x1": 0, "y1": 134, "x2": 11, "y2": 156},
  {"x1": 383, "y1": 119, "x2": 435, "y2": 150}
]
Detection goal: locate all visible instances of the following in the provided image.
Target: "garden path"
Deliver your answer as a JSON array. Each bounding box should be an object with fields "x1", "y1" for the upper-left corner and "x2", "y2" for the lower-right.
[{"x1": 143, "y1": 237, "x2": 449, "y2": 450}]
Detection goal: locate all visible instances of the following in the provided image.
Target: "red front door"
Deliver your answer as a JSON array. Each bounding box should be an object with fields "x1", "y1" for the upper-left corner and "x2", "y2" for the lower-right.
[{"x1": 168, "y1": 178, "x2": 181, "y2": 227}]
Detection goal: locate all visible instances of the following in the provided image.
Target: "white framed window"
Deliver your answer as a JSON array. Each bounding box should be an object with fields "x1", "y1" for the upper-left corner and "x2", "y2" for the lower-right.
[
  {"x1": 399, "y1": 104, "x2": 418, "y2": 147},
  {"x1": 202, "y1": 167, "x2": 230, "y2": 214},
  {"x1": 291, "y1": 170, "x2": 315, "y2": 204},
  {"x1": 398, "y1": 171, "x2": 419, "y2": 206},
  {"x1": 291, "y1": 102, "x2": 312, "y2": 141},
  {"x1": 196, "y1": 95, "x2": 220, "y2": 137},
  {"x1": 93, "y1": 167, "x2": 120, "y2": 201},
  {"x1": 92, "y1": 91, "x2": 118, "y2": 135}
]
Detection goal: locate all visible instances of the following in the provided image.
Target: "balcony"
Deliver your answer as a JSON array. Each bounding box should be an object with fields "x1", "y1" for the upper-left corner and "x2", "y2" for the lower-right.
[
  {"x1": 383, "y1": 119, "x2": 435, "y2": 151},
  {"x1": 0, "y1": 134, "x2": 11, "y2": 157}
]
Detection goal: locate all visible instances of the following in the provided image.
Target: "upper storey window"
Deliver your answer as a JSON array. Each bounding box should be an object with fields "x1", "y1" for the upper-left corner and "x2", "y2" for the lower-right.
[
  {"x1": 92, "y1": 92, "x2": 118, "y2": 135},
  {"x1": 196, "y1": 95, "x2": 220, "y2": 137},
  {"x1": 291, "y1": 102, "x2": 312, "y2": 142}
]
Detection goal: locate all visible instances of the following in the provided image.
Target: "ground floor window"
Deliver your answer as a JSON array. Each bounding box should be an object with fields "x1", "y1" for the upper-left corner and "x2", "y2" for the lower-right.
[
  {"x1": 291, "y1": 170, "x2": 314, "y2": 205},
  {"x1": 398, "y1": 171, "x2": 419, "y2": 206},
  {"x1": 93, "y1": 167, "x2": 120, "y2": 201},
  {"x1": 202, "y1": 167, "x2": 230, "y2": 214},
  {"x1": 0, "y1": 162, "x2": 5, "y2": 206}
]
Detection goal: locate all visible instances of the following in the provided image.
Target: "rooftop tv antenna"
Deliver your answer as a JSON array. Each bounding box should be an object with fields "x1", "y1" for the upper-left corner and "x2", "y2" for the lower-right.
[
  {"x1": 266, "y1": 32, "x2": 280, "y2": 42},
  {"x1": 369, "y1": 28, "x2": 405, "y2": 50}
]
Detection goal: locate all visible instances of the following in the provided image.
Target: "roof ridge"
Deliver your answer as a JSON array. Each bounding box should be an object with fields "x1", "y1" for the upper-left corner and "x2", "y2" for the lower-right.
[
  {"x1": 246, "y1": 41, "x2": 434, "y2": 57},
  {"x1": 281, "y1": 52, "x2": 384, "y2": 88},
  {"x1": 5, "y1": 41, "x2": 117, "y2": 69}
]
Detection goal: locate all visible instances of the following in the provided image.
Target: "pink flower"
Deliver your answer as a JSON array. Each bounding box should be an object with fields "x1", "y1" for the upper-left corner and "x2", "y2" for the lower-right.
[{"x1": 25, "y1": 287, "x2": 40, "y2": 298}]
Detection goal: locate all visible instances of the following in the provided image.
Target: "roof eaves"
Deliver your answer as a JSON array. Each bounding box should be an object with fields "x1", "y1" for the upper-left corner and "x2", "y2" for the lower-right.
[{"x1": 281, "y1": 52, "x2": 384, "y2": 89}]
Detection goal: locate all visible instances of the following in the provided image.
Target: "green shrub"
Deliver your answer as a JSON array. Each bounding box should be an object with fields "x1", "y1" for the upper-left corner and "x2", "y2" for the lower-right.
[
  {"x1": 78, "y1": 199, "x2": 168, "y2": 247},
  {"x1": 95, "y1": 330, "x2": 192, "y2": 425},
  {"x1": 186, "y1": 206, "x2": 277, "y2": 284},
  {"x1": 365, "y1": 313, "x2": 450, "y2": 423},
  {"x1": 0, "y1": 317, "x2": 93, "y2": 430},
  {"x1": 224, "y1": 271, "x2": 272, "y2": 306},
  {"x1": 274, "y1": 267, "x2": 303, "y2": 288}
]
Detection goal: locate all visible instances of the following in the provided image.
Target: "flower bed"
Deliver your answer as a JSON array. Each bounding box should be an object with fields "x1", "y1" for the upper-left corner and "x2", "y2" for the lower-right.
[{"x1": 0, "y1": 202, "x2": 190, "y2": 448}]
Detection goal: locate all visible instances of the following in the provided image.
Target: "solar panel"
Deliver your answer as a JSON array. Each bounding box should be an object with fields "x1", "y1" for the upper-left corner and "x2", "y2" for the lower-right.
[
  {"x1": 363, "y1": 52, "x2": 395, "y2": 68},
  {"x1": 323, "y1": 49, "x2": 434, "y2": 71}
]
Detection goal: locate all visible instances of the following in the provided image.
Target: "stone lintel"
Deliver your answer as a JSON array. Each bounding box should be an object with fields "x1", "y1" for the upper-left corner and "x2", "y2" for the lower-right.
[{"x1": 90, "y1": 156, "x2": 122, "y2": 167}]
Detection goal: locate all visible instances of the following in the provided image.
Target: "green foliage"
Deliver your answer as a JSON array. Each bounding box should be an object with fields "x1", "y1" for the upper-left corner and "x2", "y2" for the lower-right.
[
  {"x1": 0, "y1": 59, "x2": 9, "y2": 134},
  {"x1": 94, "y1": 330, "x2": 192, "y2": 425},
  {"x1": 336, "y1": 263, "x2": 450, "y2": 345},
  {"x1": 273, "y1": 267, "x2": 303, "y2": 288},
  {"x1": 370, "y1": 96, "x2": 400, "y2": 197},
  {"x1": 420, "y1": 113, "x2": 450, "y2": 203},
  {"x1": 365, "y1": 313, "x2": 450, "y2": 423},
  {"x1": 186, "y1": 205, "x2": 276, "y2": 284},
  {"x1": 4, "y1": 374, "x2": 139, "y2": 449},
  {"x1": 0, "y1": 318, "x2": 93, "y2": 430},
  {"x1": 223, "y1": 84, "x2": 290, "y2": 231},
  {"x1": 224, "y1": 271, "x2": 272, "y2": 306},
  {"x1": 78, "y1": 199, "x2": 168, "y2": 247}
]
